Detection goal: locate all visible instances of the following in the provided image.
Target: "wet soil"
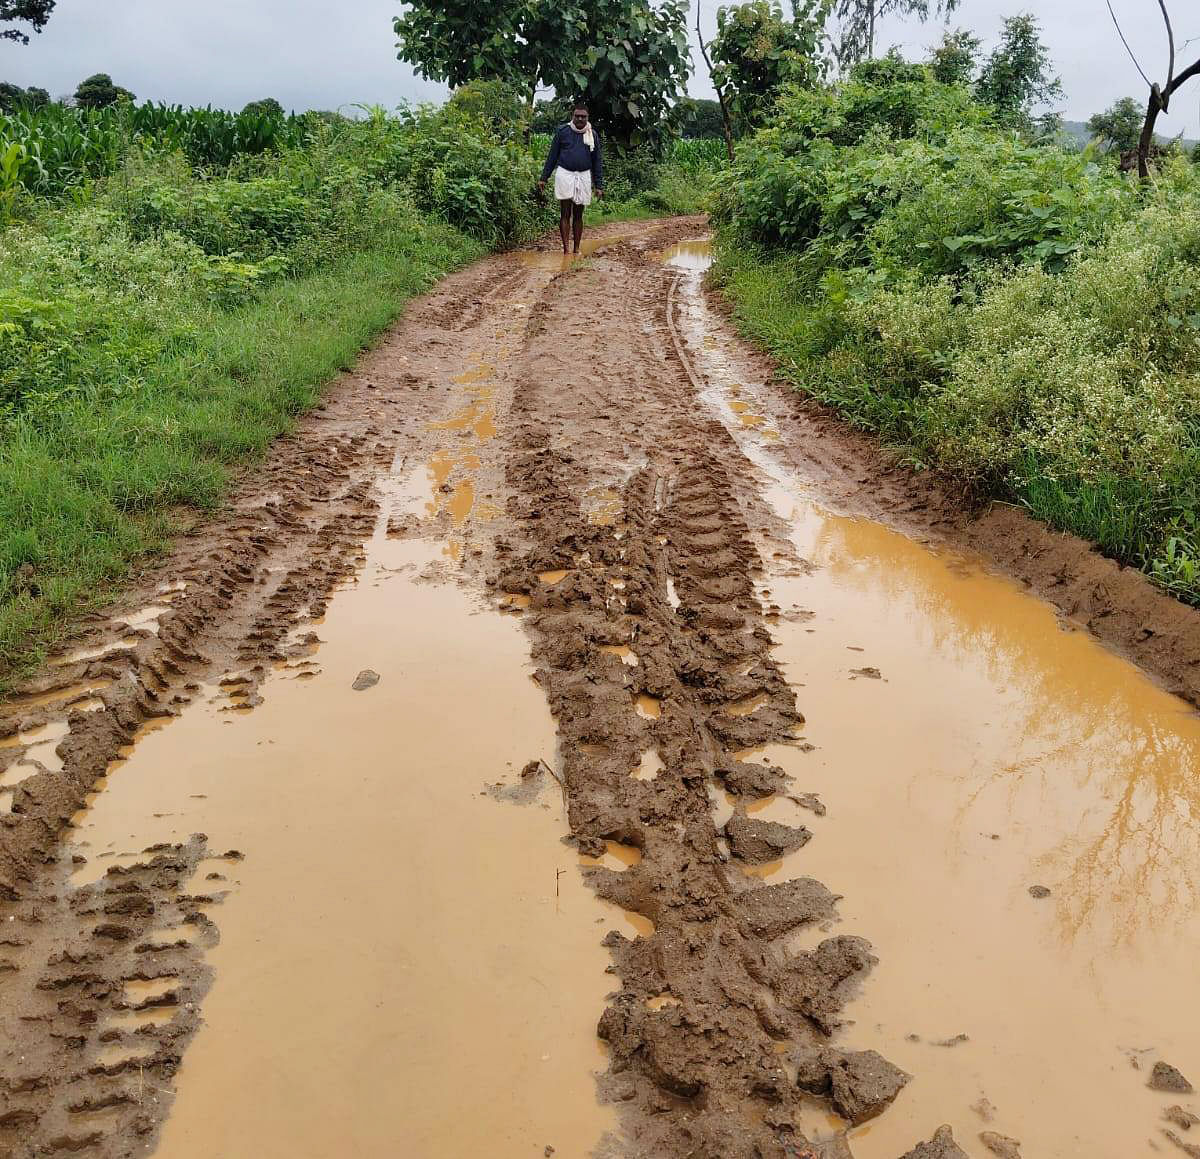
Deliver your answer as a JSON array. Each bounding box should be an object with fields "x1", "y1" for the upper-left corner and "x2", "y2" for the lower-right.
[{"x1": 2, "y1": 218, "x2": 1200, "y2": 1158}]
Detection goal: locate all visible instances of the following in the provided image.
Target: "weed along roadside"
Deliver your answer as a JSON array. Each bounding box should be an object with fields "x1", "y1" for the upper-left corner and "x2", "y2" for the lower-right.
[{"x1": 710, "y1": 51, "x2": 1200, "y2": 612}]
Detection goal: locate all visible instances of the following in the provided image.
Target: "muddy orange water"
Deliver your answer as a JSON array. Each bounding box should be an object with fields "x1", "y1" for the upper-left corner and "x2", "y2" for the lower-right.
[
  {"x1": 669, "y1": 240, "x2": 1200, "y2": 1154},
  {"x1": 27, "y1": 229, "x2": 1200, "y2": 1158},
  {"x1": 67, "y1": 534, "x2": 619, "y2": 1157}
]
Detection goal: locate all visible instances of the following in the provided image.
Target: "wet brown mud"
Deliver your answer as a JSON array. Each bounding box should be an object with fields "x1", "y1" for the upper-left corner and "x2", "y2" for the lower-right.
[{"x1": 2, "y1": 217, "x2": 1200, "y2": 1159}]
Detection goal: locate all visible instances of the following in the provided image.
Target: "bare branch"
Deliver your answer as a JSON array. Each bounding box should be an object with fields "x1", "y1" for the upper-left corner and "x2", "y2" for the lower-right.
[
  {"x1": 1107, "y1": 0, "x2": 1153, "y2": 90},
  {"x1": 1158, "y1": 0, "x2": 1175, "y2": 91}
]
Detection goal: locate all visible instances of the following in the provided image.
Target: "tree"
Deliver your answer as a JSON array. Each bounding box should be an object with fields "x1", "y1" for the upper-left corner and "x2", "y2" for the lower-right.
[
  {"x1": 676, "y1": 97, "x2": 726, "y2": 138},
  {"x1": 974, "y1": 14, "x2": 1061, "y2": 130},
  {"x1": 530, "y1": 96, "x2": 574, "y2": 134},
  {"x1": 1, "y1": 0, "x2": 54, "y2": 44},
  {"x1": 0, "y1": 81, "x2": 49, "y2": 111},
  {"x1": 242, "y1": 98, "x2": 285, "y2": 119},
  {"x1": 447, "y1": 79, "x2": 528, "y2": 140},
  {"x1": 73, "y1": 73, "x2": 135, "y2": 109},
  {"x1": 1086, "y1": 96, "x2": 1143, "y2": 154},
  {"x1": 831, "y1": 0, "x2": 959, "y2": 67},
  {"x1": 928, "y1": 27, "x2": 980, "y2": 87},
  {"x1": 394, "y1": 0, "x2": 690, "y2": 150},
  {"x1": 1106, "y1": 0, "x2": 1200, "y2": 180},
  {"x1": 710, "y1": 0, "x2": 829, "y2": 131}
]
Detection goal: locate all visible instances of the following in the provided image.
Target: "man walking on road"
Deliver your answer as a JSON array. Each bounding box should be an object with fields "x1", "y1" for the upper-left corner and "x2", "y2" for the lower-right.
[{"x1": 538, "y1": 100, "x2": 604, "y2": 255}]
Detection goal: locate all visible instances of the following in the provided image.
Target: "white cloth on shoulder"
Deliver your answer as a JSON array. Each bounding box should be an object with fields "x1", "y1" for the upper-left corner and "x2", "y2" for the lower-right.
[{"x1": 554, "y1": 165, "x2": 593, "y2": 206}]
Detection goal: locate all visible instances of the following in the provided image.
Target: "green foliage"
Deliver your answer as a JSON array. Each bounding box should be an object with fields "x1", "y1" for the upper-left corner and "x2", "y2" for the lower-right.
[
  {"x1": 447, "y1": 79, "x2": 528, "y2": 140},
  {"x1": 974, "y1": 14, "x2": 1062, "y2": 131},
  {"x1": 1, "y1": 0, "x2": 55, "y2": 44},
  {"x1": 530, "y1": 97, "x2": 574, "y2": 135},
  {"x1": 242, "y1": 98, "x2": 285, "y2": 119},
  {"x1": 676, "y1": 96, "x2": 724, "y2": 138},
  {"x1": 710, "y1": 0, "x2": 829, "y2": 130},
  {"x1": 713, "y1": 51, "x2": 1200, "y2": 604},
  {"x1": 1087, "y1": 97, "x2": 1143, "y2": 155},
  {"x1": 394, "y1": 0, "x2": 690, "y2": 149},
  {"x1": 928, "y1": 28, "x2": 980, "y2": 87},
  {"x1": 0, "y1": 80, "x2": 48, "y2": 112},
  {"x1": 0, "y1": 102, "x2": 313, "y2": 199},
  {"x1": 74, "y1": 73, "x2": 135, "y2": 110},
  {"x1": 831, "y1": 0, "x2": 957, "y2": 66}
]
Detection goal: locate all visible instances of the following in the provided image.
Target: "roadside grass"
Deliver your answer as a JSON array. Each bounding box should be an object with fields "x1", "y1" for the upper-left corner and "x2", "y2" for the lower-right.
[{"x1": 0, "y1": 219, "x2": 484, "y2": 690}]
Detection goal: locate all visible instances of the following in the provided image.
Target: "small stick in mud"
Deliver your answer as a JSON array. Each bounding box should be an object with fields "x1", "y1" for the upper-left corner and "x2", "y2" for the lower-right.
[{"x1": 534, "y1": 757, "x2": 568, "y2": 814}]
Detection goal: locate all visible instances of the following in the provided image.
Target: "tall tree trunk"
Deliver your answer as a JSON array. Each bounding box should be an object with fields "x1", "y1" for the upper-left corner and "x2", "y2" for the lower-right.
[
  {"x1": 695, "y1": 1, "x2": 735, "y2": 163},
  {"x1": 868, "y1": 0, "x2": 876, "y2": 58},
  {"x1": 1137, "y1": 86, "x2": 1161, "y2": 180}
]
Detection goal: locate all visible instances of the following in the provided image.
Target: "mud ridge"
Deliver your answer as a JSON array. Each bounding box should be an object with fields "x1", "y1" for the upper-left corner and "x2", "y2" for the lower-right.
[{"x1": 493, "y1": 227, "x2": 888, "y2": 1156}]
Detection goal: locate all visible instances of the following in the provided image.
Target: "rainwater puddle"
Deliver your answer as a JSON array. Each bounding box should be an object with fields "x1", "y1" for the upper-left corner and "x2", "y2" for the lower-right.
[
  {"x1": 665, "y1": 235, "x2": 1200, "y2": 1154},
  {"x1": 659, "y1": 238, "x2": 713, "y2": 270},
  {"x1": 759, "y1": 504, "x2": 1200, "y2": 1155},
  {"x1": 115, "y1": 605, "x2": 169, "y2": 633},
  {"x1": 67, "y1": 535, "x2": 617, "y2": 1159},
  {"x1": 8, "y1": 678, "x2": 111, "y2": 710},
  {"x1": 580, "y1": 840, "x2": 643, "y2": 872},
  {"x1": 599, "y1": 644, "x2": 639, "y2": 667},
  {"x1": 517, "y1": 233, "x2": 632, "y2": 271},
  {"x1": 53, "y1": 636, "x2": 140, "y2": 666},
  {"x1": 632, "y1": 751, "x2": 664, "y2": 780}
]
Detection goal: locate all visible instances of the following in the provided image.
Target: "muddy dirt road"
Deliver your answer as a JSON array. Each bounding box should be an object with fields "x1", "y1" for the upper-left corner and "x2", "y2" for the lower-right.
[{"x1": 3, "y1": 218, "x2": 1200, "y2": 1158}]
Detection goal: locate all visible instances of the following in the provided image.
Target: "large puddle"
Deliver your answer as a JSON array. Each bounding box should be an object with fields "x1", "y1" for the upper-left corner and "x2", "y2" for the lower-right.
[
  {"x1": 66, "y1": 534, "x2": 618, "y2": 1153},
  {"x1": 670, "y1": 240, "x2": 1200, "y2": 1155}
]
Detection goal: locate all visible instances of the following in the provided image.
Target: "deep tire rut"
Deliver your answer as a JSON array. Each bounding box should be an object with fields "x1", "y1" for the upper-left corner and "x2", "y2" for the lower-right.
[{"x1": 492, "y1": 235, "x2": 897, "y2": 1156}]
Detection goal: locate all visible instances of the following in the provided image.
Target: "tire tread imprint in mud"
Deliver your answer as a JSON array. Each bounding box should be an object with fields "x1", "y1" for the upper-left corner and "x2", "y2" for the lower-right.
[{"x1": 493, "y1": 234, "x2": 892, "y2": 1157}]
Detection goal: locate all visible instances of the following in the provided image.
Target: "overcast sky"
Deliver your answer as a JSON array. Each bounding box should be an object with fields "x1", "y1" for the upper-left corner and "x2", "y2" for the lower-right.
[{"x1": 2, "y1": 0, "x2": 1198, "y2": 135}]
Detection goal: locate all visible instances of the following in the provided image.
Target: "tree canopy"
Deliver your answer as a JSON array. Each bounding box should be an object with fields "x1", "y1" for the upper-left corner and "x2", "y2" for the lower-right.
[
  {"x1": 974, "y1": 14, "x2": 1061, "y2": 130},
  {"x1": 1086, "y1": 97, "x2": 1143, "y2": 154},
  {"x1": 74, "y1": 74, "x2": 136, "y2": 109},
  {"x1": 0, "y1": 80, "x2": 49, "y2": 111},
  {"x1": 676, "y1": 96, "x2": 725, "y2": 138},
  {"x1": 831, "y1": 0, "x2": 958, "y2": 66},
  {"x1": 1, "y1": 0, "x2": 54, "y2": 44},
  {"x1": 394, "y1": 0, "x2": 690, "y2": 149},
  {"x1": 709, "y1": 0, "x2": 828, "y2": 130},
  {"x1": 928, "y1": 28, "x2": 980, "y2": 88},
  {"x1": 242, "y1": 98, "x2": 285, "y2": 119}
]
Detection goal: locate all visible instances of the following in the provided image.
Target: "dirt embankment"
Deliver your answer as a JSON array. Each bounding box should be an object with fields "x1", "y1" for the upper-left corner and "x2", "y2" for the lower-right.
[{"x1": 3, "y1": 216, "x2": 1200, "y2": 1159}]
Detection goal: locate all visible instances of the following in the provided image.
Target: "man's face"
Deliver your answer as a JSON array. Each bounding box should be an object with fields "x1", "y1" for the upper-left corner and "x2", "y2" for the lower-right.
[{"x1": 572, "y1": 108, "x2": 589, "y2": 129}]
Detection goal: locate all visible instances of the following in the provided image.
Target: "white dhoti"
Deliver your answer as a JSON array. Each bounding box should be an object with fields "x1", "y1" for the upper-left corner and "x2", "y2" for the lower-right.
[{"x1": 554, "y1": 166, "x2": 593, "y2": 206}]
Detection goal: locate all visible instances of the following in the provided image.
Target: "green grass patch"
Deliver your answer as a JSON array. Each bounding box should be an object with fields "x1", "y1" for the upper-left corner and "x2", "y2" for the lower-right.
[{"x1": 0, "y1": 218, "x2": 483, "y2": 690}]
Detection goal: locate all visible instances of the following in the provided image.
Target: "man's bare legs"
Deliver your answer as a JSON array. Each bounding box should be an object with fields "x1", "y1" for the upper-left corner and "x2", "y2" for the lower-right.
[
  {"x1": 572, "y1": 203, "x2": 585, "y2": 253},
  {"x1": 558, "y1": 199, "x2": 588, "y2": 255},
  {"x1": 558, "y1": 198, "x2": 573, "y2": 254}
]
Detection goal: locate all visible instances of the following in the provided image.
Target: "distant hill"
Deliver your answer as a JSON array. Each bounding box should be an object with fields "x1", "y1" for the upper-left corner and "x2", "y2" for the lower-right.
[{"x1": 1061, "y1": 118, "x2": 1197, "y2": 150}]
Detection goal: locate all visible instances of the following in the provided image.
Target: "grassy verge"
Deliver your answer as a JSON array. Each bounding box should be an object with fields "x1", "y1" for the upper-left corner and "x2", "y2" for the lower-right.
[{"x1": 0, "y1": 219, "x2": 484, "y2": 690}]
